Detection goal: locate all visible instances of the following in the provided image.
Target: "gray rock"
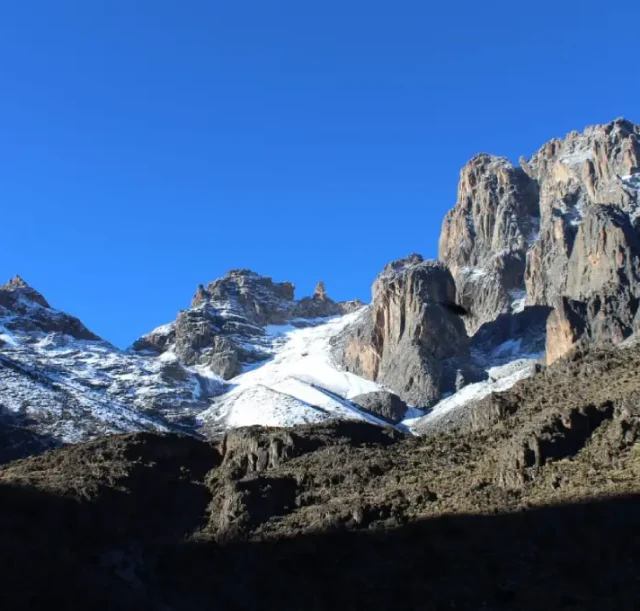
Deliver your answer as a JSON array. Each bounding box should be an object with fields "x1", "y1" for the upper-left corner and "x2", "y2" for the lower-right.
[
  {"x1": 351, "y1": 391, "x2": 408, "y2": 424},
  {"x1": 471, "y1": 305, "x2": 552, "y2": 362},
  {"x1": 334, "y1": 255, "x2": 470, "y2": 408},
  {"x1": 546, "y1": 290, "x2": 639, "y2": 365},
  {"x1": 524, "y1": 119, "x2": 640, "y2": 308},
  {"x1": 438, "y1": 118, "x2": 640, "y2": 361},
  {"x1": 439, "y1": 154, "x2": 539, "y2": 334},
  {"x1": 134, "y1": 269, "x2": 363, "y2": 380}
]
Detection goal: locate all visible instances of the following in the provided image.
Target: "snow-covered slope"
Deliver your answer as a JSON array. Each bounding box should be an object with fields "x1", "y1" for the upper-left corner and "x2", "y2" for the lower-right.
[
  {"x1": 0, "y1": 277, "x2": 223, "y2": 451},
  {"x1": 198, "y1": 311, "x2": 403, "y2": 435},
  {"x1": 0, "y1": 334, "x2": 224, "y2": 444},
  {"x1": 407, "y1": 356, "x2": 542, "y2": 435}
]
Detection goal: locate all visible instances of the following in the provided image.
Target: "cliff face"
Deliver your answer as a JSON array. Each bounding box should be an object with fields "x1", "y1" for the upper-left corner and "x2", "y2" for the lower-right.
[
  {"x1": 334, "y1": 255, "x2": 471, "y2": 408},
  {"x1": 438, "y1": 118, "x2": 640, "y2": 362},
  {"x1": 439, "y1": 155, "x2": 540, "y2": 334},
  {"x1": 524, "y1": 118, "x2": 640, "y2": 306}
]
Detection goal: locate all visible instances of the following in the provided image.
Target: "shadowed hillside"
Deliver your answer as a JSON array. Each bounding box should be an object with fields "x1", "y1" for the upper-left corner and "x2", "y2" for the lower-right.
[{"x1": 0, "y1": 480, "x2": 639, "y2": 610}]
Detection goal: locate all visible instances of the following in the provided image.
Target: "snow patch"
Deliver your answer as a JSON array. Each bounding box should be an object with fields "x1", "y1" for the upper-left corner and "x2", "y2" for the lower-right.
[
  {"x1": 509, "y1": 289, "x2": 527, "y2": 313},
  {"x1": 621, "y1": 174, "x2": 640, "y2": 191},
  {"x1": 460, "y1": 266, "x2": 490, "y2": 283},
  {"x1": 148, "y1": 322, "x2": 175, "y2": 335}
]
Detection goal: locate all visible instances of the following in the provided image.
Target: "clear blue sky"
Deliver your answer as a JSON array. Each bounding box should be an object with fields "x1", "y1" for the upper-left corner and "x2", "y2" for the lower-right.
[{"x1": 1, "y1": 1, "x2": 638, "y2": 347}]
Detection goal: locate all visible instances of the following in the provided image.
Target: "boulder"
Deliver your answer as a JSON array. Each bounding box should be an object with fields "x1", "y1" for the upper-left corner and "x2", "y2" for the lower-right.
[{"x1": 351, "y1": 391, "x2": 408, "y2": 424}]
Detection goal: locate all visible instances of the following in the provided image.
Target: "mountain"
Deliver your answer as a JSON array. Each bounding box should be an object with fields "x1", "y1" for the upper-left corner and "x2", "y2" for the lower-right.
[
  {"x1": 3, "y1": 117, "x2": 640, "y2": 608},
  {"x1": 0, "y1": 270, "x2": 415, "y2": 458},
  {"x1": 1, "y1": 336, "x2": 639, "y2": 609},
  {"x1": 0, "y1": 275, "x2": 223, "y2": 460},
  {"x1": 2, "y1": 117, "x2": 639, "y2": 461}
]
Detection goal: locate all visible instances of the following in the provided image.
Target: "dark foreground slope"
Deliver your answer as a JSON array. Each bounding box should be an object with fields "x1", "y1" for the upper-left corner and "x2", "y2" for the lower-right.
[{"x1": 1, "y1": 340, "x2": 640, "y2": 610}]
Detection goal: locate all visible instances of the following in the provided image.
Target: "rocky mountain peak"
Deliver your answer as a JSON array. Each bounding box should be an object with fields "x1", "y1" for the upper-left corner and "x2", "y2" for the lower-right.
[
  {"x1": 191, "y1": 284, "x2": 209, "y2": 308},
  {"x1": 4, "y1": 275, "x2": 28, "y2": 289},
  {"x1": 1, "y1": 275, "x2": 51, "y2": 309},
  {"x1": 438, "y1": 152, "x2": 539, "y2": 334},
  {"x1": 377, "y1": 253, "x2": 424, "y2": 277},
  {"x1": 438, "y1": 117, "x2": 640, "y2": 361},
  {"x1": 135, "y1": 269, "x2": 364, "y2": 380},
  {"x1": 374, "y1": 257, "x2": 456, "y2": 305},
  {"x1": 313, "y1": 281, "x2": 328, "y2": 301},
  {"x1": 0, "y1": 277, "x2": 99, "y2": 345}
]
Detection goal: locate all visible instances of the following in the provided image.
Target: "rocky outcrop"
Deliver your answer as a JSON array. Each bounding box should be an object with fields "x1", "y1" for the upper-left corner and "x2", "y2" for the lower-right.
[
  {"x1": 439, "y1": 155, "x2": 539, "y2": 334},
  {"x1": 0, "y1": 276, "x2": 100, "y2": 342},
  {"x1": 192, "y1": 269, "x2": 296, "y2": 326},
  {"x1": 1, "y1": 275, "x2": 51, "y2": 308},
  {"x1": 524, "y1": 119, "x2": 640, "y2": 307},
  {"x1": 135, "y1": 269, "x2": 362, "y2": 379},
  {"x1": 218, "y1": 420, "x2": 400, "y2": 479},
  {"x1": 313, "y1": 281, "x2": 327, "y2": 301},
  {"x1": 334, "y1": 255, "x2": 471, "y2": 407},
  {"x1": 471, "y1": 305, "x2": 552, "y2": 361},
  {"x1": 524, "y1": 119, "x2": 640, "y2": 359},
  {"x1": 439, "y1": 118, "x2": 640, "y2": 361},
  {"x1": 546, "y1": 290, "x2": 639, "y2": 365},
  {"x1": 293, "y1": 280, "x2": 364, "y2": 319}
]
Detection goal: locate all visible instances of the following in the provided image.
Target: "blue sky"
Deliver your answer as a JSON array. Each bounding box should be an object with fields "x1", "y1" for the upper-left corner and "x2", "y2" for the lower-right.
[{"x1": 1, "y1": 0, "x2": 638, "y2": 347}]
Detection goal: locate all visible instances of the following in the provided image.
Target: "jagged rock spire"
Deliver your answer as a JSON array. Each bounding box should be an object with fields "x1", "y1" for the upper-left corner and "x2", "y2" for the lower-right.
[
  {"x1": 6, "y1": 275, "x2": 28, "y2": 289},
  {"x1": 1, "y1": 275, "x2": 51, "y2": 309},
  {"x1": 313, "y1": 281, "x2": 327, "y2": 301},
  {"x1": 191, "y1": 284, "x2": 210, "y2": 308}
]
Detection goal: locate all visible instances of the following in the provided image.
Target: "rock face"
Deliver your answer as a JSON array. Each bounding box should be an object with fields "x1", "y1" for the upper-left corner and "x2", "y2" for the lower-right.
[
  {"x1": 334, "y1": 255, "x2": 470, "y2": 408},
  {"x1": 526, "y1": 120, "x2": 640, "y2": 360},
  {"x1": 524, "y1": 119, "x2": 640, "y2": 306},
  {"x1": 439, "y1": 118, "x2": 640, "y2": 361},
  {"x1": 134, "y1": 269, "x2": 362, "y2": 379},
  {"x1": 439, "y1": 155, "x2": 540, "y2": 334}
]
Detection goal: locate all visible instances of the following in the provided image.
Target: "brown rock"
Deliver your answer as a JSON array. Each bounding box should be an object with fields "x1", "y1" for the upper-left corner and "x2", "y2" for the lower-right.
[
  {"x1": 438, "y1": 118, "x2": 640, "y2": 358},
  {"x1": 524, "y1": 118, "x2": 640, "y2": 306},
  {"x1": 335, "y1": 255, "x2": 470, "y2": 407},
  {"x1": 313, "y1": 281, "x2": 327, "y2": 301},
  {"x1": 439, "y1": 155, "x2": 539, "y2": 333}
]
